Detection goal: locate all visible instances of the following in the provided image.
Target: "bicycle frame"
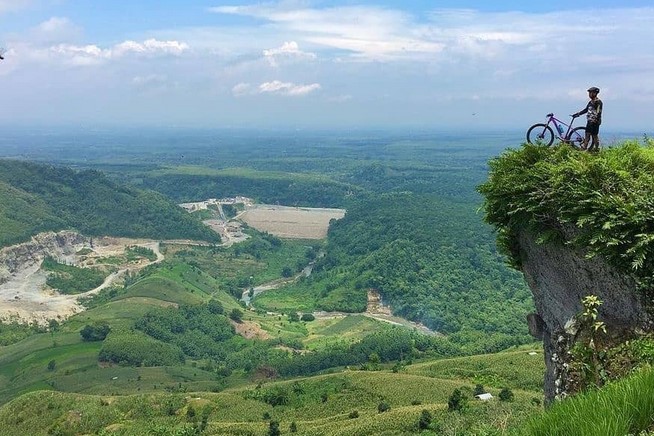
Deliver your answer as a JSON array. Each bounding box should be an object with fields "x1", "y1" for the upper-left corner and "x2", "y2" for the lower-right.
[
  {"x1": 526, "y1": 113, "x2": 586, "y2": 148},
  {"x1": 545, "y1": 113, "x2": 575, "y2": 141}
]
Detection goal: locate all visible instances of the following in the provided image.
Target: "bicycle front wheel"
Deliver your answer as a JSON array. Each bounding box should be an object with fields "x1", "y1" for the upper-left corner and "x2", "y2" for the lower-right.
[
  {"x1": 565, "y1": 127, "x2": 586, "y2": 150},
  {"x1": 526, "y1": 124, "x2": 554, "y2": 146}
]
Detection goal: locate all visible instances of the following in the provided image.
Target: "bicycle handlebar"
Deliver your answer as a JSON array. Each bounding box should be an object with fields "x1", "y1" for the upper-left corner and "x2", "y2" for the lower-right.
[{"x1": 546, "y1": 113, "x2": 578, "y2": 119}]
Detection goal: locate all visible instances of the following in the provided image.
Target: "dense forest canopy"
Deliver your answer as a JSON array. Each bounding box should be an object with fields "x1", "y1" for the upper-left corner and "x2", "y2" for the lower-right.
[{"x1": 0, "y1": 159, "x2": 219, "y2": 246}]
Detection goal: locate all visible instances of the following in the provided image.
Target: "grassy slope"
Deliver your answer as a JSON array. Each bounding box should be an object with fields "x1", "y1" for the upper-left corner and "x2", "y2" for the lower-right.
[
  {"x1": 0, "y1": 242, "x2": 393, "y2": 405},
  {"x1": 521, "y1": 366, "x2": 654, "y2": 436},
  {"x1": 0, "y1": 239, "x2": 546, "y2": 435},
  {"x1": 0, "y1": 351, "x2": 545, "y2": 436}
]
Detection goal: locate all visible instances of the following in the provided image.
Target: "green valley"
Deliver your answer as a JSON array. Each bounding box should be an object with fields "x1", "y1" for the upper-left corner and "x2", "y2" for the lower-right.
[{"x1": 9, "y1": 130, "x2": 646, "y2": 435}]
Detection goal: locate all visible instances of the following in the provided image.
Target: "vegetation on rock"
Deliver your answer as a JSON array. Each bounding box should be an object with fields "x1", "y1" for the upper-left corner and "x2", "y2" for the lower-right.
[{"x1": 479, "y1": 139, "x2": 654, "y2": 291}]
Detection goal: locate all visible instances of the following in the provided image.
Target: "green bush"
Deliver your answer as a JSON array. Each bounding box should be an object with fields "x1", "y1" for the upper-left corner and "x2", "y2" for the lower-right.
[
  {"x1": 42, "y1": 256, "x2": 106, "y2": 294},
  {"x1": 418, "y1": 409, "x2": 432, "y2": 430},
  {"x1": 80, "y1": 322, "x2": 111, "y2": 341},
  {"x1": 447, "y1": 388, "x2": 468, "y2": 412},
  {"x1": 499, "y1": 387, "x2": 514, "y2": 402},
  {"x1": 99, "y1": 332, "x2": 185, "y2": 366},
  {"x1": 478, "y1": 141, "x2": 654, "y2": 287},
  {"x1": 377, "y1": 401, "x2": 391, "y2": 413}
]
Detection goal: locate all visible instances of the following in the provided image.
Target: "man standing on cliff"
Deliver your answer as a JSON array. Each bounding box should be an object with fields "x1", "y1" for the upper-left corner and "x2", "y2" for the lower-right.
[{"x1": 573, "y1": 87, "x2": 603, "y2": 151}]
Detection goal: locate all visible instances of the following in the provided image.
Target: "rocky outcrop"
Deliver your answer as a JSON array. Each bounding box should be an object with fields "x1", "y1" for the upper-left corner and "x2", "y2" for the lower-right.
[
  {"x1": 0, "y1": 231, "x2": 89, "y2": 285},
  {"x1": 517, "y1": 229, "x2": 651, "y2": 403}
]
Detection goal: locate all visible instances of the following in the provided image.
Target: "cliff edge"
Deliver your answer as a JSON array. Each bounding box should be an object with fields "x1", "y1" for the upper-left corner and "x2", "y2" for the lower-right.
[{"x1": 479, "y1": 140, "x2": 654, "y2": 402}]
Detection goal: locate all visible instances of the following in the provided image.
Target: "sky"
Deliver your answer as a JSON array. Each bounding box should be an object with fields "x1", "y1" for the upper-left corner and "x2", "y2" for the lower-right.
[{"x1": 1, "y1": 0, "x2": 653, "y2": 131}]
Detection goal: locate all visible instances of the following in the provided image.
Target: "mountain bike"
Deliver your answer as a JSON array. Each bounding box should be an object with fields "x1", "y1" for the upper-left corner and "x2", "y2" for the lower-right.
[{"x1": 526, "y1": 113, "x2": 586, "y2": 148}]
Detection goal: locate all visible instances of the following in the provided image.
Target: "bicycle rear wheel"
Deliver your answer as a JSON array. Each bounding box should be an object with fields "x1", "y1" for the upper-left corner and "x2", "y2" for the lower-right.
[
  {"x1": 565, "y1": 127, "x2": 586, "y2": 150},
  {"x1": 526, "y1": 124, "x2": 554, "y2": 146}
]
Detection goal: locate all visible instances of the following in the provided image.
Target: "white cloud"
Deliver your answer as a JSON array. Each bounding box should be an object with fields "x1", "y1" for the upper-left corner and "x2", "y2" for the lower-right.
[
  {"x1": 211, "y1": 4, "x2": 445, "y2": 61},
  {"x1": 50, "y1": 43, "x2": 107, "y2": 66},
  {"x1": 232, "y1": 82, "x2": 252, "y2": 96},
  {"x1": 2, "y1": 3, "x2": 654, "y2": 128},
  {"x1": 20, "y1": 38, "x2": 190, "y2": 67},
  {"x1": 327, "y1": 94, "x2": 352, "y2": 103},
  {"x1": 233, "y1": 80, "x2": 321, "y2": 97},
  {"x1": 263, "y1": 41, "x2": 316, "y2": 66},
  {"x1": 206, "y1": 4, "x2": 654, "y2": 71},
  {"x1": 132, "y1": 74, "x2": 168, "y2": 86},
  {"x1": 113, "y1": 39, "x2": 189, "y2": 57},
  {"x1": 259, "y1": 80, "x2": 321, "y2": 96}
]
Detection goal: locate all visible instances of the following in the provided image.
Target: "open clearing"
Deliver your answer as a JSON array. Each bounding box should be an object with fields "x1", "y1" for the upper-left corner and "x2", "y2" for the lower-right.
[
  {"x1": 240, "y1": 205, "x2": 346, "y2": 239},
  {"x1": 0, "y1": 236, "x2": 163, "y2": 325}
]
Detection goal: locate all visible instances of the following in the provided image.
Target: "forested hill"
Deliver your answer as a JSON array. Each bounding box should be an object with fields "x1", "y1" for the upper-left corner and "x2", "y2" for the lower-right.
[
  {"x1": 0, "y1": 159, "x2": 219, "y2": 247},
  {"x1": 308, "y1": 192, "x2": 534, "y2": 353}
]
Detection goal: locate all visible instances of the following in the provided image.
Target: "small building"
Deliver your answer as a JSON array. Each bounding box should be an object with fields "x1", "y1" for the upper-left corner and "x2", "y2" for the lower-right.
[{"x1": 475, "y1": 393, "x2": 493, "y2": 401}]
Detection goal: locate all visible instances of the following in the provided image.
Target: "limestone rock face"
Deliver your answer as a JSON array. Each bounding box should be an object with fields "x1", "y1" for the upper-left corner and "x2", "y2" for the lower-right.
[
  {"x1": 517, "y1": 230, "x2": 650, "y2": 402},
  {"x1": 0, "y1": 231, "x2": 88, "y2": 284}
]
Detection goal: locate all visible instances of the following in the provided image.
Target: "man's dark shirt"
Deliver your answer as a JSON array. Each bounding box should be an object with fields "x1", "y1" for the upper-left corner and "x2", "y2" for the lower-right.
[{"x1": 578, "y1": 99, "x2": 603, "y2": 125}]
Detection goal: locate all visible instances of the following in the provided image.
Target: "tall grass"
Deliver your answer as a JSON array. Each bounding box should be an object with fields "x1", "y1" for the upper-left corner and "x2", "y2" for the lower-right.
[{"x1": 523, "y1": 367, "x2": 654, "y2": 435}]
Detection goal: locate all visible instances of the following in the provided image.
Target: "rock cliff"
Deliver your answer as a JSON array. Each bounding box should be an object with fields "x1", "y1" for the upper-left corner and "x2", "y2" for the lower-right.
[
  {"x1": 518, "y1": 229, "x2": 650, "y2": 402},
  {"x1": 0, "y1": 231, "x2": 88, "y2": 285}
]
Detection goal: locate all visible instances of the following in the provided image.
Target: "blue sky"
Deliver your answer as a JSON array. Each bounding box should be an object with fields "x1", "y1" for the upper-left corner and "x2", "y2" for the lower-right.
[{"x1": 1, "y1": 1, "x2": 653, "y2": 130}]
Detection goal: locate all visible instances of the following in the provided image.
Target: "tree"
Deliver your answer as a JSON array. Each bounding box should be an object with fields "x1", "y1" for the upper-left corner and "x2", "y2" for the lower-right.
[
  {"x1": 207, "y1": 299, "x2": 224, "y2": 315},
  {"x1": 268, "y1": 420, "x2": 281, "y2": 436},
  {"x1": 377, "y1": 401, "x2": 391, "y2": 413},
  {"x1": 300, "y1": 313, "x2": 315, "y2": 322},
  {"x1": 229, "y1": 308, "x2": 243, "y2": 323},
  {"x1": 47, "y1": 359, "x2": 56, "y2": 371},
  {"x1": 48, "y1": 319, "x2": 60, "y2": 333},
  {"x1": 287, "y1": 311, "x2": 300, "y2": 322},
  {"x1": 418, "y1": 409, "x2": 432, "y2": 430},
  {"x1": 282, "y1": 266, "x2": 293, "y2": 278},
  {"x1": 80, "y1": 322, "x2": 111, "y2": 341},
  {"x1": 186, "y1": 405, "x2": 196, "y2": 421},
  {"x1": 290, "y1": 421, "x2": 297, "y2": 433},
  {"x1": 368, "y1": 352, "x2": 381, "y2": 370},
  {"x1": 447, "y1": 388, "x2": 468, "y2": 412},
  {"x1": 473, "y1": 384, "x2": 485, "y2": 396},
  {"x1": 499, "y1": 387, "x2": 514, "y2": 402}
]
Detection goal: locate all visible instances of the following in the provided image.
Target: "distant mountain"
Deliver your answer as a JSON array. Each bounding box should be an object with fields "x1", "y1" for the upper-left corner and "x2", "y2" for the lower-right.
[{"x1": 0, "y1": 159, "x2": 220, "y2": 247}]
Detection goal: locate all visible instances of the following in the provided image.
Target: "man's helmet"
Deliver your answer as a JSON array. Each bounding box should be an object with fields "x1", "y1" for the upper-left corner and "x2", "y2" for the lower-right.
[{"x1": 587, "y1": 87, "x2": 600, "y2": 93}]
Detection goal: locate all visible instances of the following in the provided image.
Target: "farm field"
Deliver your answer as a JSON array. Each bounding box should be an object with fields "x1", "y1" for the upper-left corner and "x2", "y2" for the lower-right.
[
  {"x1": 0, "y1": 349, "x2": 545, "y2": 436},
  {"x1": 240, "y1": 205, "x2": 346, "y2": 239}
]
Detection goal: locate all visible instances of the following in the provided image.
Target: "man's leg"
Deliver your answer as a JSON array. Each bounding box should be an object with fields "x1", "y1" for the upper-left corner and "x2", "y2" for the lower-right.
[
  {"x1": 582, "y1": 131, "x2": 591, "y2": 150},
  {"x1": 591, "y1": 134, "x2": 600, "y2": 150}
]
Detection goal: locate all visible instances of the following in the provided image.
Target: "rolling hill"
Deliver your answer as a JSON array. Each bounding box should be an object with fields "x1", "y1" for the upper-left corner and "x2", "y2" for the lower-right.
[{"x1": 0, "y1": 159, "x2": 220, "y2": 247}]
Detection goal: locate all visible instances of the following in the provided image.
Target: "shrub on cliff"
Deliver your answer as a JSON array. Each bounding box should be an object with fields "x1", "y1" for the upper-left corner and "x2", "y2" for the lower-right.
[{"x1": 478, "y1": 139, "x2": 654, "y2": 289}]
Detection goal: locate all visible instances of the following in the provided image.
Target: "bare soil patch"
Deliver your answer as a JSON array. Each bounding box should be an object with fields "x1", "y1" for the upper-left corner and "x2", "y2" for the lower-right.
[
  {"x1": 240, "y1": 205, "x2": 345, "y2": 239},
  {"x1": 0, "y1": 234, "x2": 164, "y2": 325},
  {"x1": 231, "y1": 319, "x2": 271, "y2": 340}
]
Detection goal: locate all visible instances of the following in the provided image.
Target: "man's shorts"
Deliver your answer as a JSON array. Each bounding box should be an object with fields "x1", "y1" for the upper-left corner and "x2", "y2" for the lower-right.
[{"x1": 586, "y1": 122, "x2": 600, "y2": 135}]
